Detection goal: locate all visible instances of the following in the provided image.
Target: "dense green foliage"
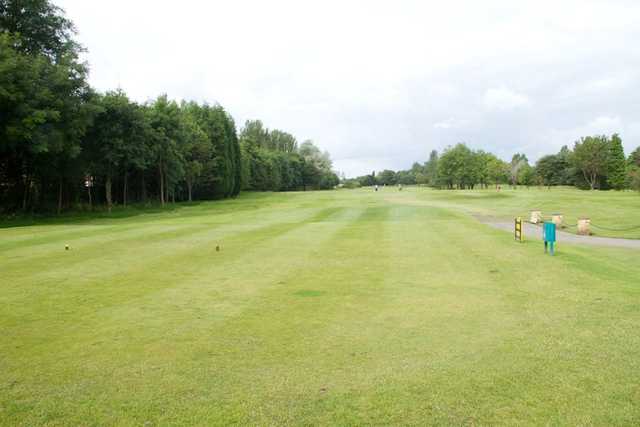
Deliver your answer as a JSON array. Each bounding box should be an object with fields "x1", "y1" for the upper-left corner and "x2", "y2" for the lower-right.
[
  {"x1": 0, "y1": 1, "x2": 337, "y2": 213},
  {"x1": 0, "y1": 0, "x2": 78, "y2": 58},
  {"x1": 607, "y1": 134, "x2": 627, "y2": 190},
  {"x1": 349, "y1": 136, "x2": 638, "y2": 192},
  {"x1": 350, "y1": 145, "x2": 511, "y2": 190},
  {"x1": 629, "y1": 147, "x2": 640, "y2": 192},
  {"x1": 239, "y1": 120, "x2": 338, "y2": 192},
  {"x1": 0, "y1": 9, "x2": 95, "y2": 212}
]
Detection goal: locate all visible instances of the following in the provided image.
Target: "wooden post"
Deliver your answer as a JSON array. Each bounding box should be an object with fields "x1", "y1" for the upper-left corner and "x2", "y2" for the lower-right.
[
  {"x1": 577, "y1": 218, "x2": 591, "y2": 235},
  {"x1": 530, "y1": 210, "x2": 542, "y2": 224}
]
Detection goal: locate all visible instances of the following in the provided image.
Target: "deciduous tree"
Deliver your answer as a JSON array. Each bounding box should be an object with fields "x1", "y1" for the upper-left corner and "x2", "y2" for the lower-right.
[{"x1": 573, "y1": 136, "x2": 609, "y2": 190}]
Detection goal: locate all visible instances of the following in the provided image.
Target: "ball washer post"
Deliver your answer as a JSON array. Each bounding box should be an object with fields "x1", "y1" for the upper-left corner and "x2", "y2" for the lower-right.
[{"x1": 543, "y1": 221, "x2": 557, "y2": 255}]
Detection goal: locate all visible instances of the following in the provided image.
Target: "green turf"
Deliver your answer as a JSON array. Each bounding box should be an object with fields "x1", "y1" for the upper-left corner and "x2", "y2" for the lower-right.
[
  {"x1": 1, "y1": 187, "x2": 640, "y2": 425},
  {"x1": 419, "y1": 186, "x2": 640, "y2": 238}
]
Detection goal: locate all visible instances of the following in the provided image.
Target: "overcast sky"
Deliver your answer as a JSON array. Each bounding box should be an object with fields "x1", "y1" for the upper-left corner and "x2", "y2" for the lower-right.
[{"x1": 56, "y1": 0, "x2": 640, "y2": 177}]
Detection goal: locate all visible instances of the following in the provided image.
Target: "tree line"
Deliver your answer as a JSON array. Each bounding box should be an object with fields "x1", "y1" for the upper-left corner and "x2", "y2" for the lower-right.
[
  {"x1": 239, "y1": 120, "x2": 338, "y2": 192},
  {"x1": 345, "y1": 135, "x2": 640, "y2": 192},
  {"x1": 0, "y1": 0, "x2": 337, "y2": 214}
]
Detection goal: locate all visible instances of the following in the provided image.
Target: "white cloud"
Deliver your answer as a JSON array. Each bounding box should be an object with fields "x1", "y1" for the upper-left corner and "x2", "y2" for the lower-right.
[
  {"x1": 482, "y1": 88, "x2": 530, "y2": 111},
  {"x1": 433, "y1": 120, "x2": 454, "y2": 130},
  {"x1": 433, "y1": 118, "x2": 469, "y2": 130},
  {"x1": 543, "y1": 116, "x2": 623, "y2": 155},
  {"x1": 585, "y1": 116, "x2": 623, "y2": 134}
]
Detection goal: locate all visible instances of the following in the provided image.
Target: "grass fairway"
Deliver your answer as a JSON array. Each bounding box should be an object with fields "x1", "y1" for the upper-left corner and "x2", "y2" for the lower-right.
[{"x1": 2, "y1": 188, "x2": 640, "y2": 425}]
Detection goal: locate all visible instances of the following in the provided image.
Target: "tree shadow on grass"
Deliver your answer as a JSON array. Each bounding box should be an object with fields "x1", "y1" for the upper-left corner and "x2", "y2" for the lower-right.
[
  {"x1": 0, "y1": 191, "x2": 324, "y2": 229},
  {"x1": 0, "y1": 202, "x2": 203, "y2": 229}
]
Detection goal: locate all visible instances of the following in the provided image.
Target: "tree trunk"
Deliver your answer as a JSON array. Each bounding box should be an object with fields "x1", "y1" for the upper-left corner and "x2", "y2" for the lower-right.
[
  {"x1": 165, "y1": 173, "x2": 170, "y2": 204},
  {"x1": 22, "y1": 175, "x2": 30, "y2": 211},
  {"x1": 57, "y1": 179, "x2": 63, "y2": 215},
  {"x1": 187, "y1": 180, "x2": 192, "y2": 202},
  {"x1": 583, "y1": 169, "x2": 595, "y2": 190},
  {"x1": 159, "y1": 163, "x2": 165, "y2": 206},
  {"x1": 123, "y1": 172, "x2": 128, "y2": 207},
  {"x1": 105, "y1": 175, "x2": 113, "y2": 212},
  {"x1": 87, "y1": 184, "x2": 92, "y2": 210},
  {"x1": 141, "y1": 172, "x2": 147, "y2": 203}
]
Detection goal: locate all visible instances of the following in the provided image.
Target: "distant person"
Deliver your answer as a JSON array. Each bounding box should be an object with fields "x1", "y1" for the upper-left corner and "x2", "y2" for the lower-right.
[
  {"x1": 398, "y1": 184, "x2": 403, "y2": 191},
  {"x1": 375, "y1": 185, "x2": 379, "y2": 192}
]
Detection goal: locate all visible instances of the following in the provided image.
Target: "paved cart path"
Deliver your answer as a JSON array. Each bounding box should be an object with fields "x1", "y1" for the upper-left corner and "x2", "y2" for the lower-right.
[{"x1": 475, "y1": 216, "x2": 640, "y2": 249}]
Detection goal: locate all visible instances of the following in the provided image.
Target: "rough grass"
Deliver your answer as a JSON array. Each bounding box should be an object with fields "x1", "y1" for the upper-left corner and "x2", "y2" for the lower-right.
[{"x1": 1, "y1": 187, "x2": 640, "y2": 425}]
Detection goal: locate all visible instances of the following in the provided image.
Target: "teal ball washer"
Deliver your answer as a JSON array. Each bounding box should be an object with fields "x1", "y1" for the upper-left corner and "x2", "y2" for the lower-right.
[{"x1": 543, "y1": 222, "x2": 557, "y2": 255}]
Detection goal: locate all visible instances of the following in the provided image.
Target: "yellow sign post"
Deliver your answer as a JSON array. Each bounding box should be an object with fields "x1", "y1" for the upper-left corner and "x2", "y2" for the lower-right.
[{"x1": 515, "y1": 217, "x2": 523, "y2": 242}]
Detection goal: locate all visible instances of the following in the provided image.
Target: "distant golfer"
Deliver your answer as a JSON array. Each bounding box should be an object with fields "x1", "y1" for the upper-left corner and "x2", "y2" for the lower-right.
[
  {"x1": 375, "y1": 185, "x2": 379, "y2": 192},
  {"x1": 398, "y1": 184, "x2": 403, "y2": 191}
]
